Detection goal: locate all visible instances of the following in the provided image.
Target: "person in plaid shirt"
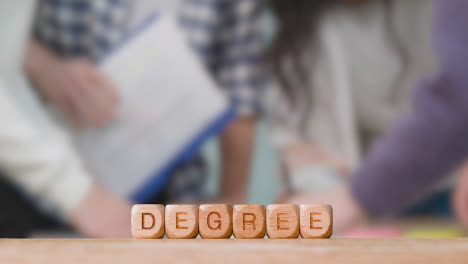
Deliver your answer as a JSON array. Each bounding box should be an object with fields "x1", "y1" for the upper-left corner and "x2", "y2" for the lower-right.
[{"x1": 18, "y1": 0, "x2": 265, "y2": 237}]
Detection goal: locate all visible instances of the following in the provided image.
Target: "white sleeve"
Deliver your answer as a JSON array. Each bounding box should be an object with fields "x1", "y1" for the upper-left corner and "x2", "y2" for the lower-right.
[{"x1": 0, "y1": 79, "x2": 92, "y2": 220}]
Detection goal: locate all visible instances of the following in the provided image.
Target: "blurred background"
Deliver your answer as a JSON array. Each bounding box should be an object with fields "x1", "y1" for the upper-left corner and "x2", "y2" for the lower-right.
[{"x1": 1, "y1": 0, "x2": 468, "y2": 239}]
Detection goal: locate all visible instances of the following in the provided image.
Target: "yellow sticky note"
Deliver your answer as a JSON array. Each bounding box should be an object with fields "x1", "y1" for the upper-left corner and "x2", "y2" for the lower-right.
[{"x1": 404, "y1": 227, "x2": 465, "y2": 238}]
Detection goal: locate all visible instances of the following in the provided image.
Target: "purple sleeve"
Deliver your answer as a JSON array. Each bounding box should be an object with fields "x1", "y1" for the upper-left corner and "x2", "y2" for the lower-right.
[{"x1": 350, "y1": 0, "x2": 468, "y2": 216}]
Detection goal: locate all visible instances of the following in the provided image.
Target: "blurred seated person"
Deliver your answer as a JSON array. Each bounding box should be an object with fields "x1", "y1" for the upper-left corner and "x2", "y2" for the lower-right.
[
  {"x1": 20, "y1": 0, "x2": 264, "y2": 235},
  {"x1": 267, "y1": 0, "x2": 468, "y2": 231},
  {"x1": 0, "y1": 1, "x2": 131, "y2": 238}
]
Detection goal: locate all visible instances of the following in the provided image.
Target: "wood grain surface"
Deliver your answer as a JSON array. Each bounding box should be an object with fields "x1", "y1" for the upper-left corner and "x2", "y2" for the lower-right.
[{"x1": 1, "y1": 238, "x2": 468, "y2": 264}]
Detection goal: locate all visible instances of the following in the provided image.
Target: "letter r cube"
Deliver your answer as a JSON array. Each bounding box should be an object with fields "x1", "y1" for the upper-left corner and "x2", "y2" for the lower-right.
[{"x1": 233, "y1": 205, "x2": 266, "y2": 239}]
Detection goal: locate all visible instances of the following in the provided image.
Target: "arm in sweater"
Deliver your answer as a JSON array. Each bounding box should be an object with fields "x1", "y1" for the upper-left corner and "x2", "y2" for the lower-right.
[
  {"x1": 0, "y1": 79, "x2": 92, "y2": 219},
  {"x1": 0, "y1": 1, "x2": 92, "y2": 219},
  {"x1": 350, "y1": 0, "x2": 468, "y2": 216}
]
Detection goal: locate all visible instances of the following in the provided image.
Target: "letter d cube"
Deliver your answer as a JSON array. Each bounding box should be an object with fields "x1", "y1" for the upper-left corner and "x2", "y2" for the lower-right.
[{"x1": 131, "y1": 204, "x2": 165, "y2": 239}]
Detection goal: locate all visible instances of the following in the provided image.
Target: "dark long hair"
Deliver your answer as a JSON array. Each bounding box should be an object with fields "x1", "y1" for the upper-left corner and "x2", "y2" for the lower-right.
[
  {"x1": 268, "y1": 0, "x2": 337, "y2": 108},
  {"x1": 268, "y1": 0, "x2": 407, "y2": 115}
]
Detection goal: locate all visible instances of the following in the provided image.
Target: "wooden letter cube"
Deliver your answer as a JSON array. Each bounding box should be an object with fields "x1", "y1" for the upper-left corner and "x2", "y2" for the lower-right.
[
  {"x1": 165, "y1": 205, "x2": 199, "y2": 239},
  {"x1": 131, "y1": 204, "x2": 165, "y2": 239},
  {"x1": 299, "y1": 204, "x2": 333, "y2": 238},
  {"x1": 198, "y1": 204, "x2": 233, "y2": 239},
  {"x1": 233, "y1": 205, "x2": 266, "y2": 239},
  {"x1": 266, "y1": 204, "x2": 299, "y2": 239}
]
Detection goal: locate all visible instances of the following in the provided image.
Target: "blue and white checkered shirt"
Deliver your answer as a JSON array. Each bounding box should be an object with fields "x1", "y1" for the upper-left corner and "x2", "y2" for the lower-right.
[
  {"x1": 34, "y1": 0, "x2": 265, "y2": 116},
  {"x1": 33, "y1": 0, "x2": 266, "y2": 202},
  {"x1": 34, "y1": 0, "x2": 131, "y2": 59},
  {"x1": 178, "y1": 0, "x2": 266, "y2": 116}
]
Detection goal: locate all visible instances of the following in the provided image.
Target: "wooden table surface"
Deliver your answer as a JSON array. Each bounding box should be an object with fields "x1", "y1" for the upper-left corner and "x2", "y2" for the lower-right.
[{"x1": 1, "y1": 238, "x2": 468, "y2": 264}]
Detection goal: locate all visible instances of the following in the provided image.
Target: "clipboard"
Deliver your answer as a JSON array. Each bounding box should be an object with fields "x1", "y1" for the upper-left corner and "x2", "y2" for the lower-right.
[{"x1": 72, "y1": 13, "x2": 235, "y2": 202}]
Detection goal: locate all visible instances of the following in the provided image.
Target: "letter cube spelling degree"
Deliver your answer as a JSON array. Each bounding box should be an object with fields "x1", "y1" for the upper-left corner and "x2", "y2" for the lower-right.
[
  {"x1": 266, "y1": 204, "x2": 299, "y2": 238},
  {"x1": 233, "y1": 205, "x2": 266, "y2": 239},
  {"x1": 165, "y1": 205, "x2": 199, "y2": 239},
  {"x1": 299, "y1": 204, "x2": 333, "y2": 238},
  {"x1": 199, "y1": 204, "x2": 233, "y2": 239},
  {"x1": 131, "y1": 204, "x2": 165, "y2": 239}
]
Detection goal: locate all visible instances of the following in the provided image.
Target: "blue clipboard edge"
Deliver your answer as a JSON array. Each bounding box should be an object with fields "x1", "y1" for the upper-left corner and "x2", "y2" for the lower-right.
[{"x1": 130, "y1": 106, "x2": 236, "y2": 203}]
